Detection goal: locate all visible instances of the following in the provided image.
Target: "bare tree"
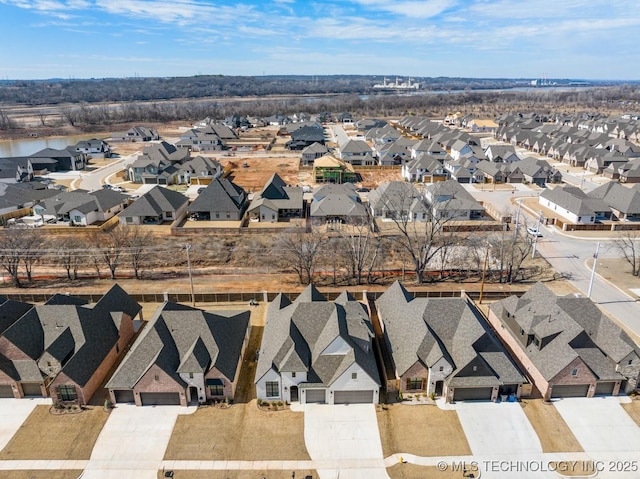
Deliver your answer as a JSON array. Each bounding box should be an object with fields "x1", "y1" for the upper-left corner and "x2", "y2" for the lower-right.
[
  {"x1": 125, "y1": 226, "x2": 154, "y2": 279},
  {"x1": 0, "y1": 229, "x2": 25, "y2": 287},
  {"x1": 57, "y1": 237, "x2": 84, "y2": 280},
  {"x1": 613, "y1": 229, "x2": 640, "y2": 276},
  {"x1": 60, "y1": 107, "x2": 78, "y2": 127},
  {"x1": 276, "y1": 226, "x2": 325, "y2": 284},
  {"x1": 331, "y1": 218, "x2": 381, "y2": 285},
  {"x1": 91, "y1": 225, "x2": 130, "y2": 279},
  {"x1": 20, "y1": 229, "x2": 43, "y2": 282}
]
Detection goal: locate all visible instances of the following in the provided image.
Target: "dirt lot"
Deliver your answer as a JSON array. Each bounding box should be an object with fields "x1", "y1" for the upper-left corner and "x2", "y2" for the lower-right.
[
  {"x1": 221, "y1": 155, "x2": 302, "y2": 193},
  {"x1": 163, "y1": 401, "x2": 309, "y2": 461},
  {"x1": 157, "y1": 471, "x2": 317, "y2": 479},
  {"x1": 0, "y1": 472, "x2": 84, "y2": 479},
  {"x1": 519, "y1": 399, "x2": 583, "y2": 453},
  {"x1": 0, "y1": 405, "x2": 109, "y2": 460},
  {"x1": 377, "y1": 403, "x2": 471, "y2": 458},
  {"x1": 622, "y1": 399, "x2": 640, "y2": 426}
]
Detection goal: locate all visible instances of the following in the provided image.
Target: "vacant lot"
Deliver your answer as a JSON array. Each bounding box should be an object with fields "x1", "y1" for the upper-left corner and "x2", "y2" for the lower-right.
[
  {"x1": 1, "y1": 471, "x2": 84, "y2": 479},
  {"x1": 156, "y1": 471, "x2": 316, "y2": 479},
  {"x1": 221, "y1": 156, "x2": 301, "y2": 193},
  {"x1": 520, "y1": 399, "x2": 583, "y2": 453},
  {"x1": 622, "y1": 399, "x2": 640, "y2": 426},
  {"x1": 377, "y1": 404, "x2": 471, "y2": 457},
  {"x1": 0, "y1": 405, "x2": 108, "y2": 460},
  {"x1": 164, "y1": 401, "x2": 309, "y2": 461}
]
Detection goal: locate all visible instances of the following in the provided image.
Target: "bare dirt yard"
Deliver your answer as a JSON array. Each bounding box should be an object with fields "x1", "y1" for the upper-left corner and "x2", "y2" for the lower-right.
[
  {"x1": 157, "y1": 471, "x2": 317, "y2": 479},
  {"x1": 377, "y1": 403, "x2": 471, "y2": 458},
  {"x1": 221, "y1": 155, "x2": 301, "y2": 193},
  {"x1": 388, "y1": 463, "x2": 473, "y2": 479},
  {"x1": 621, "y1": 398, "x2": 640, "y2": 426},
  {"x1": 0, "y1": 405, "x2": 109, "y2": 460},
  {"x1": 519, "y1": 399, "x2": 583, "y2": 453},
  {"x1": 163, "y1": 401, "x2": 309, "y2": 461},
  {"x1": 1, "y1": 472, "x2": 84, "y2": 479}
]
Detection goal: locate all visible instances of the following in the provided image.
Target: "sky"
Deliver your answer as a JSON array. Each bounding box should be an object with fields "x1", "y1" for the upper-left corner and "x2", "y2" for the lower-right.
[{"x1": 0, "y1": 0, "x2": 638, "y2": 81}]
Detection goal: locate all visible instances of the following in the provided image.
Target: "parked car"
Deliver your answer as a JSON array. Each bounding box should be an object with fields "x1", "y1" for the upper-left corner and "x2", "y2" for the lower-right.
[
  {"x1": 527, "y1": 226, "x2": 543, "y2": 237},
  {"x1": 197, "y1": 187, "x2": 207, "y2": 194},
  {"x1": 111, "y1": 185, "x2": 126, "y2": 192}
]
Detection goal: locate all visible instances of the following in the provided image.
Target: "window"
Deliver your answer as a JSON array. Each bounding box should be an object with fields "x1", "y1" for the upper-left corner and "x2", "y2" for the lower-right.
[
  {"x1": 189, "y1": 373, "x2": 194, "y2": 379},
  {"x1": 265, "y1": 381, "x2": 279, "y2": 398},
  {"x1": 166, "y1": 211, "x2": 173, "y2": 219},
  {"x1": 406, "y1": 377, "x2": 424, "y2": 390},
  {"x1": 520, "y1": 328, "x2": 525, "y2": 336},
  {"x1": 73, "y1": 215, "x2": 82, "y2": 223},
  {"x1": 533, "y1": 336, "x2": 541, "y2": 348},
  {"x1": 629, "y1": 359, "x2": 633, "y2": 365},
  {"x1": 126, "y1": 217, "x2": 133, "y2": 224},
  {"x1": 57, "y1": 385, "x2": 77, "y2": 401},
  {"x1": 215, "y1": 212, "x2": 220, "y2": 218},
  {"x1": 291, "y1": 372, "x2": 296, "y2": 378},
  {"x1": 209, "y1": 384, "x2": 223, "y2": 396},
  {"x1": 472, "y1": 366, "x2": 477, "y2": 372},
  {"x1": 352, "y1": 372, "x2": 358, "y2": 380},
  {"x1": 439, "y1": 366, "x2": 444, "y2": 372},
  {"x1": 226, "y1": 211, "x2": 231, "y2": 219},
  {"x1": 154, "y1": 375, "x2": 159, "y2": 381},
  {"x1": 571, "y1": 369, "x2": 578, "y2": 376}
]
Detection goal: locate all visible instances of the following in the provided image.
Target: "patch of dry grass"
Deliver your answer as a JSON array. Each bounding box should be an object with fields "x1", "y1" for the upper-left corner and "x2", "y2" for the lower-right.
[
  {"x1": 388, "y1": 463, "x2": 473, "y2": 479},
  {"x1": 520, "y1": 399, "x2": 583, "y2": 453},
  {"x1": 164, "y1": 401, "x2": 309, "y2": 461},
  {"x1": 157, "y1": 471, "x2": 316, "y2": 479},
  {"x1": 0, "y1": 405, "x2": 108, "y2": 460},
  {"x1": 377, "y1": 404, "x2": 471, "y2": 457},
  {"x1": 1, "y1": 471, "x2": 84, "y2": 479},
  {"x1": 621, "y1": 399, "x2": 640, "y2": 426}
]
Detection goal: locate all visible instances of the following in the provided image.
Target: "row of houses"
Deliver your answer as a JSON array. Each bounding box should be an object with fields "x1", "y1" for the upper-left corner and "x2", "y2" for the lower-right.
[{"x1": 1, "y1": 281, "x2": 637, "y2": 407}]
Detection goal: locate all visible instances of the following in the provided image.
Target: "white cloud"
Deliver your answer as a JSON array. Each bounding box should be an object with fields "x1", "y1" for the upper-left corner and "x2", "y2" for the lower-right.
[{"x1": 348, "y1": 0, "x2": 457, "y2": 18}]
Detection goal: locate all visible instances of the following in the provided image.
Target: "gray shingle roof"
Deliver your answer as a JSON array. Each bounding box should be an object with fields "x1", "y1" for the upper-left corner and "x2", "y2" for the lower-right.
[
  {"x1": 188, "y1": 178, "x2": 247, "y2": 215},
  {"x1": 120, "y1": 186, "x2": 188, "y2": 217},
  {"x1": 107, "y1": 302, "x2": 250, "y2": 389},
  {"x1": 255, "y1": 285, "x2": 380, "y2": 387}
]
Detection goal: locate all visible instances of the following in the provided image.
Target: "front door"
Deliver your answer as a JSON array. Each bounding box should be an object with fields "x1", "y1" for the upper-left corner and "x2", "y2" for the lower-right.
[
  {"x1": 435, "y1": 381, "x2": 444, "y2": 397},
  {"x1": 290, "y1": 385, "x2": 299, "y2": 402},
  {"x1": 189, "y1": 386, "x2": 199, "y2": 404}
]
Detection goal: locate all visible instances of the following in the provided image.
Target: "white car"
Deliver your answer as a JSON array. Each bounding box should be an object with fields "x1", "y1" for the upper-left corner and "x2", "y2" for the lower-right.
[
  {"x1": 110, "y1": 185, "x2": 125, "y2": 192},
  {"x1": 527, "y1": 227, "x2": 543, "y2": 237}
]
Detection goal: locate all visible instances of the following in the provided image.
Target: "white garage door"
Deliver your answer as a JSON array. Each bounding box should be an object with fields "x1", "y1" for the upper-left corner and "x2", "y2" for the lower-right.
[
  {"x1": 140, "y1": 392, "x2": 180, "y2": 406},
  {"x1": 334, "y1": 390, "x2": 374, "y2": 404},
  {"x1": 304, "y1": 389, "x2": 326, "y2": 404},
  {"x1": 453, "y1": 387, "x2": 493, "y2": 401},
  {"x1": 551, "y1": 384, "x2": 590, "y2": 398},
  {"x1": 0, "y1": 384, "x2": 13, "y2": 398}
]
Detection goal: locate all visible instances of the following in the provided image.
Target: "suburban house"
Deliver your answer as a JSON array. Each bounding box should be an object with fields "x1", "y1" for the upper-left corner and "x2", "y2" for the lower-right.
[
  {"x1": 589, "y1": 181, "x2": 640, "y2": 221},
  {"x1": 127, "y1": 141, "x2": 190, "y2": 185},
  {"x1": 246, "y1": 173, "x2": 304, "y2": 222},
  {"x1": 402, "y1": 154, "x2": 448, "y2": 183},
  {"x1": 255, "y1": 285, "x2": 380, "y2": 404},
  {"x1": 187, "y1": 177, "x2": 248, "y2": 221},
  {"x1": 467, "y1": 119, "x2": 498, "y2": 134},
  {"x1": 177, "y1": 156, "x2": 223, "y2": 185},
  {"x1": 176, "y1": 127, "x2": 225, "y2": 151},
  {"x1": 107, "y1": 302, "x2": 250, "y2": 406},
  {"x1": 0, "y1": 285, "x2": 141, "y2": 404},
  {"x1": 111, "y1": 126, "x2": 159, "y2": 142},
  {"x1": 377, "y1": 282, "x2": 526, "y2": 402},
  {"x1": 313, "y1": 154, "x2": 358, "y2": 184},
  {"x1": 119, "y1": 186, "x2": 188, "y2": 225},
  {"x1": 0, "y1": 157, "x2": 33, "y2": 183},
  {"x1": 368, "y1": 181, "x2": 428, "y2": 221},
  {"x1": 339, "y1": 139, "x2": 375, "y2": 166},
  {"x1": 72, "y1": 139, "x2": 112, "y2": 158},
  {"x1": 422, "y1": 180, "x2": 485, "y2": 220},
  {"x1": 286, "y1": 124, "x2": 325, "y2": 151},
  {"x1": 484, "y1": 145, "x2": 520, "y2": 163},
  {"x1": 26, "y1": 147, "x2": 86, "y2": 172},
  {"x1": 518, "y1": 157, "x2": 562, "y2": 185},
  {"x1": 309, "y1": 183, "x2": 369, "y2": 225},
  {"x1": 301, "y1": 143, "x2": 329, "y2": 167},
  {"x1": 32, "y1": 189, "x2": 129, "y2": 226},
  {"x1": 539, "y1": 185, "x2": 611, "y2": 225},
  {"x1": 488, "y1": 283, "x2": 640, "y2": 399},
  {"x1": 0, "y1": 182, "x2": 60, "y2": 215}
]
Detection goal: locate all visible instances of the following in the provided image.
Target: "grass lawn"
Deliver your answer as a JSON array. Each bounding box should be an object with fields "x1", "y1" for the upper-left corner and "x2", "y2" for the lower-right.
[
  {"x1": 1, "y1": 471, "x2": 84, "y2": 479},
  {"x1": 621, "y1": 399, "x2": 640, "y2": 426},
  {"x1": 388, "y1": 463, "x2": 473, "y2": 479},
  {"x1": 157, "y1": 471, "x2": 316, "y2": 479},
  {"x1": 0, "y1": 405, "x2": 109, "y2": 460},
  {"x1": 520, "y1": 399, "x2": 583, "y2": 453},
  {"x1": 164, "y1": 400, "x2": 309, "y2": 461},
  {"x1": 377, "y1": 404, "x2": 471, "y2": 457}
]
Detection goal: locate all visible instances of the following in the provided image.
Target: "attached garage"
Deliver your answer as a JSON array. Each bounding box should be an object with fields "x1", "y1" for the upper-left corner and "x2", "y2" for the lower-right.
[
  {"x1": 551, "y1": 384, "x2": 590, "y2": 398},
  {"x1": 21, "y1": 383, "x2": 42, "y2": 397},
  {"x1": 334, "y1": 390, "x2": 374, "y2": 404},
  {"x1": 114, "y1": 390, "x2": 135, "y2": 404},
  {"x1": 140, "y1": 392, "x2": 180, "y2": 406},
  {"x1": 304, "y1": 389, "x2": 326, "y2": 404},
  {"x1": 594, "y1": 382, "x2": 616, "y2": 396},
  {"x1": 453, "y1": 387, "x2": 494, "y2": 401},
  {"x1": 0, "y1": 384, "x2": 14, "y2": 398}
]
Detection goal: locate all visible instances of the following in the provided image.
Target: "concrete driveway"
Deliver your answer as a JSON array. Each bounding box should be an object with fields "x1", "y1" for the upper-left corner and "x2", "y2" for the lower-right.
[
  {"x1": 82, "y1": 403, "x2": 195, "y2": 479},
  {"x1": 0, "y1": 398, "x2": 51, "y2": 451},
  {"x1": 454, "y1": 401, "x2": 542, "y2": 455},
  {"x1": 553, "y1": 397, "x2": 640, "y2": 453},
  {"x1": 304, "y1": 404, "x2": 389, "y2": 479}
]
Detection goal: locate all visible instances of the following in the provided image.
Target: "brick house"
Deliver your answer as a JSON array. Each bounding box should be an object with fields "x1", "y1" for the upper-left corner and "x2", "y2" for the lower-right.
[
  {"x1": 0, "y1": 285, "x2": 140, "y2": 404},
  {"x1": 488, "y1": 283, "x2": 640, "y2": 399},
  {"x1": 107, "y1": 302, "x2": 250, "y2": 406}
]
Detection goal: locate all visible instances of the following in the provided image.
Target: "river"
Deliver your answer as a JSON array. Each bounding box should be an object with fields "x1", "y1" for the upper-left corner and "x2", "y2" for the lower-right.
[{"x1": 0, "y1": 134, "x2": 108, "y2": 157}]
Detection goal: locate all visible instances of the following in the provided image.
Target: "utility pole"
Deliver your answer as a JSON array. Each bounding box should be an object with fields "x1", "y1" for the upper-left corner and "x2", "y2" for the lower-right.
[
  {"x1": 513, "y1": 199, "x2": 522, "y2": 241},
  {"x1": 185, "y1": 244, "x2": 195, "y2": 307},
  {"x1": 587, "y1": 242, "x2": 600, "y2": 299},
  {"x1": 478, "y1": 243, "x2": 490, "y2": 304},
  {"x1": 531, "y1": 211, "x2": 543, "y2": 259}
]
